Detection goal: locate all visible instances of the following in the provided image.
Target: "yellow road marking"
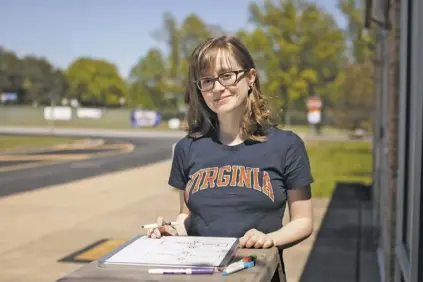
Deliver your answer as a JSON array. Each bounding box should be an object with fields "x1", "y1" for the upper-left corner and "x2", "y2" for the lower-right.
[
  {"x1": 53, "y1": 139, "x2": 104, "y2": 150},
  {"x1": 79, "y1": 144, "x2": 134, "y2": 160},
  {"x1": 0, "y1": 155, "x2": 91, "y2": 161},
  {"x1": 0, "y1": 143, "x2": 135, "y2": 173},
  {"x1": 0, "y1": 160, "x2": 65, "y2": 173},
  {"x1": 75, "y1": 239, "x2": 127, "y2": 261},
  {"x1": 89, "y1": 143, "x2": 135, "y2": 156},
  {"x1": 90, "y1": 143, "x2": 134, "y2": 151}
]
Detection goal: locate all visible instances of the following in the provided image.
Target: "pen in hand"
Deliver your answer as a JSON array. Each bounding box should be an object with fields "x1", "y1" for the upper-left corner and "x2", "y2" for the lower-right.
[{"x1": 141, "y1": 221, "x2": 179, "y2": 229}]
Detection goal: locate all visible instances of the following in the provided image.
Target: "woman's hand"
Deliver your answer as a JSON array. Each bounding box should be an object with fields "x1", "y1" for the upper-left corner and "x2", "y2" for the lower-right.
[
  {"x1": 239, "y1": 229, "x2": 275, "y2": 249},
  {"x1": 146, "y1": 216, "x2": 179, "y2": 239}
]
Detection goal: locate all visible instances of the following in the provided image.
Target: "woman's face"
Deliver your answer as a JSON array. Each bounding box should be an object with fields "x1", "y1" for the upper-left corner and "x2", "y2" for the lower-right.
[{"x1": 198, "y1": 50, "x2": 256, "y2": 115}]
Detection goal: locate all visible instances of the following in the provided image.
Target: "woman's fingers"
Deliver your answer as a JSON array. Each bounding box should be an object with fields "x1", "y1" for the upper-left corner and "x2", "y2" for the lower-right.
[
  {"x1": 157, "y1": 216, "x2": 164, "y2": 226},
  {"x1": 147, "y1": 217, "x2": 179, "y2": 238}
]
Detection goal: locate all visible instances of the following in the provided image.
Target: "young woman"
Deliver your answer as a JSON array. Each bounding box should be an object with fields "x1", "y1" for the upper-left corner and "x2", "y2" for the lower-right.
[{"x1": 147, "y1": 35, "x2": 314, "y2": 281}]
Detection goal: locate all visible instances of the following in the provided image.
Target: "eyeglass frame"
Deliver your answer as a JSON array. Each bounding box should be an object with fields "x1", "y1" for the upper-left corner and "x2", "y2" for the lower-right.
[{"x1": 195, "y1": 68, "x2": 251, "y2": 92}]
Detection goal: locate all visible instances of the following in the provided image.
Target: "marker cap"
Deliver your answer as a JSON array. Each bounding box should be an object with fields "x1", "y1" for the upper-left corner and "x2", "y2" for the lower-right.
[{"x1": 221, "y1": 261, "x2": 255, "y2": 276}]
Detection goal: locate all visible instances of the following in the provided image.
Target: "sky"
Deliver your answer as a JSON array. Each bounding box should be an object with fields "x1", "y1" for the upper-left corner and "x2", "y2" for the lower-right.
[{"x1": 0, "y1": 0, "x2": 346, "y2": 78}]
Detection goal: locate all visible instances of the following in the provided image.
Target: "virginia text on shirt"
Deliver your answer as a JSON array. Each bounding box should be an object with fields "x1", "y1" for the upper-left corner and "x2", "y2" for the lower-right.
[{"x1": 185, "y1": 165, "x2": 275, "y2": 202}]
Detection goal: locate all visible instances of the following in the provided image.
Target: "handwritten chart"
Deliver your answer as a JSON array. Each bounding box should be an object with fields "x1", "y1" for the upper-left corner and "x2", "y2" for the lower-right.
[{"x1": 102, "y1": 236, "x2": 239, "y2": 267}]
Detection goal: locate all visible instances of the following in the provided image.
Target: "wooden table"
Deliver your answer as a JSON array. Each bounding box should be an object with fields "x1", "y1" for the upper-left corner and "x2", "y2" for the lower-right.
[{"x1": 56, "y1": 248, "x2": 283, "y2": 282}]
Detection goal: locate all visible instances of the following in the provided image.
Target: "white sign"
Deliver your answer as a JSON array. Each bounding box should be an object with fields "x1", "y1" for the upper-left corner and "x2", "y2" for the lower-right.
[
  {"x1": 307, "y1": 111, "x2": 321, "y2": 125},
  {"x1": 77, "y1": 108, "x2": 103, "y2": 119},
  {"x1": 168, "y1": 118, "x2": 181, "y2": 129},
  {"x1": 44, "y1": 106, "x2": 72, "y2": 120}
]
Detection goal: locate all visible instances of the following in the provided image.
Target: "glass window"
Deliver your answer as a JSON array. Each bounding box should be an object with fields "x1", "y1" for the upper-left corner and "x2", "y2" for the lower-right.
[
  {"x1": 418, "y1": 126, "x2": 423, "y2": 282},
  {"x1": 403, "y1": 0, "x2": 413, "y2": 254}
]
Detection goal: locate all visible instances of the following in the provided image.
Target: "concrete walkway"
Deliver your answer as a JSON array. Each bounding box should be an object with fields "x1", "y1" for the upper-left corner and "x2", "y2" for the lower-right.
[{"x1": 0, "y1": 160, "x2": 377, "y2": 282}]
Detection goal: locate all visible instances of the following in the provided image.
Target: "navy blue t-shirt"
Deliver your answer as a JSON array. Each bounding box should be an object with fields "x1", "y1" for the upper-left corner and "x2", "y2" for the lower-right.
[{"x1": 168, "y1": 126, "x2": 314, "y2": 238}]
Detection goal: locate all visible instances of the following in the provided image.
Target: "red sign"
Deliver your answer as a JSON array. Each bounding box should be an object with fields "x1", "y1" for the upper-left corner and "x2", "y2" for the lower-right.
[{"x1": 307, "y1": 96, "x2": 322, "y2": 112}]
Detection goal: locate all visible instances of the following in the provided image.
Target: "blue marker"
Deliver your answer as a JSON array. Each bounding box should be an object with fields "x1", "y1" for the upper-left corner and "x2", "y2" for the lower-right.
[{"x1": 221, "y1": 261, "x2": 255, "y2": 276}]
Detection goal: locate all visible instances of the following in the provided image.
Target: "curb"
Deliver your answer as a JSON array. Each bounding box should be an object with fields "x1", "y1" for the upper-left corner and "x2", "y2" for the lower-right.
[{"x1": 0, "y1": 138, "x2": 105, "y2": 155}]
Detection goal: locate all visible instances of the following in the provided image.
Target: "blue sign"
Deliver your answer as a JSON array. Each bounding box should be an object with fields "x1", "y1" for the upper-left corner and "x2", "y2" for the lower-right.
[
  {"x1": 130, "y1": 109, "x2": 161, "y2": 128},
  {"x1": 1, "y1": 93, "x2": 17, "y2": 102}
]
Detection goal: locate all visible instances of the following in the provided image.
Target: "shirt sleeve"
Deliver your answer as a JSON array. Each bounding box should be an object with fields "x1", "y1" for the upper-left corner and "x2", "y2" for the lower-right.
[
  {"x1": 284, "y1": 133, "x2": 314, "y2": 190},
  {"x1": 168, "y1": 137, "x2": 190, "y2": 190}
]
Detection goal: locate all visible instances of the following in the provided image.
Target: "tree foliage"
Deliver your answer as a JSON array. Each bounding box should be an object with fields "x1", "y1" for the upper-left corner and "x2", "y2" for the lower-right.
[
  {"x1": 151, "y1": 13, "x2": 213, "y2": 110},
  {"x1": 0, "y1": 47, "x2": 68, "y2": 105},
  {"x1": 329, "y1": 62, "x2": 374, "y2": 131},
  {"x1": 338, "y1": 0, "x2": 374, "y2": 63},
  {"x1": 128, "y1": 49, "x2": 167, "y2": 109},
  {"x1": 66, "y1": 58, "x2": 127, "y2": 107},
  {"x1": 237, "y1": 0, "x2": 346, "y2": 123}
]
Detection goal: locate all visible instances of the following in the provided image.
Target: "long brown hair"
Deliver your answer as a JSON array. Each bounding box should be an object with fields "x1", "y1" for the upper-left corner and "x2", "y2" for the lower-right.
[{"x1": 183, "y1": 35, "x2": 274, "y2": 142}]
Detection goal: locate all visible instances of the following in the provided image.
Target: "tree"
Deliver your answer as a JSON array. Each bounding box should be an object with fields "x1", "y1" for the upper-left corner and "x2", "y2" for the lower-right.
[
  {"x1": 338, "y1": 0, "x2": 374, "y2": 63},
  {"x1": 152, "y1": 12, "x2": 185, "y2": 103},
  {"x1": 66, "y1": 58, "x2": 127, "y2": 107},
  {"x1": 329, "y1": 62, "x2": 374, "y2": 131},
  {"x1": 21, "y1": 55, "x2": 60, "y2": 105},
  {"x1": 127, "y1": 49, "x2": 167, "y2": 109},
  {"x1": 49, "y1": 69, "x2": 69, "y2": 103},
  {"x1": 0, "y1": 48, "x2": 66, "y2": 105},
  {"x1": 241, "y1": 0, "x2": 346, "y2": 124},
  {"x1": 153, "y1": 12, "x2": 181, "y2": 81},
  {"x1": 0, "y1": 48, "x2": 24, "y2": 96},
  {"x1": 179, "y1": 14, "x2": 211, "y2": 59},
  {"x1": 152, "y1": 13, "x2": 221, "y2": 112},
  {"x1": 298, "y1": 3, "x2": 346, "y2": 106}
]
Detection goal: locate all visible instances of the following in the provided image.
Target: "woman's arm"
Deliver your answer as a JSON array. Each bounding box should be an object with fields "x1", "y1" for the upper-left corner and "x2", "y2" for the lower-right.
[
  {"x1": 267, "y1": 187, "x2": 313, "y2": 248},
  {"x1": 174, "y1": 190, "x2": 191, "y2": 236},
  {"x1": 240, "y1": 133, "x2": 314, "y2": 248},
  {"x1": 149, "y1": 138, "x2": 192, "y2": 238},
  {"x1": 239, "y1": 187, "x2": 313, "y2": 249},
  {"x1": 148, "y1": 190, "x2": 191, "y2": 238}
]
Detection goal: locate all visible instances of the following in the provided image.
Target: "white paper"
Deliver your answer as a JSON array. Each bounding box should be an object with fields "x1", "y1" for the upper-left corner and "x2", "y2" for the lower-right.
[{"x1": 104, "y1": 236, "x2": 238, "y2": 267}]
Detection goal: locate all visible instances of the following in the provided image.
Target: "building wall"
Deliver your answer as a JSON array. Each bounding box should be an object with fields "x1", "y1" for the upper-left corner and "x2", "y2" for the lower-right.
[{"x1": 371, "y1": 0, "x2": 423, "y2": 282}]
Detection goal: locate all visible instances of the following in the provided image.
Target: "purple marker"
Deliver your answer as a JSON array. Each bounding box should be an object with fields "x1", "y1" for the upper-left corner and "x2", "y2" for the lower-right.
[{"x1": 148, "y1": 268, "x2": 215, "y2": 275}]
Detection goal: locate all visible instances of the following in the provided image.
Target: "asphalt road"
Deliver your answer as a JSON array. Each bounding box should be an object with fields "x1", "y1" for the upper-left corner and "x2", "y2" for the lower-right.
[
  {"x1": 0, "y1": 125, "x2": 371, "y2": 199},
  {"x1": 0, "y1": 128, "x2": 183, "y2": 198}
]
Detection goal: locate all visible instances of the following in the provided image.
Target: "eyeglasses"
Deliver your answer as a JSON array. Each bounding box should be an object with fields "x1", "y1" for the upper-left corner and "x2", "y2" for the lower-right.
[{"x1": 196, "y1": 69, "x2": 250, "y2": 92}]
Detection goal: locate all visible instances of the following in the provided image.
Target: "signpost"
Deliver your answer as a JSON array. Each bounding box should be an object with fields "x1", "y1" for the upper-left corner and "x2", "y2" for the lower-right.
[{"x1": 306, "y1": 96, "x2": 323, "y2": 135}]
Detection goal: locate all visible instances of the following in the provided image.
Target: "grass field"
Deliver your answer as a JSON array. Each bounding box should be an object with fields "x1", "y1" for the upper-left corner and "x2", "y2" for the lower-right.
[
  {"x1": 0, "y1": 135, "x2": 79, "y2": 151},
  {"x1": 306, "y1": 140, "x2": 372, "y2": 198}
]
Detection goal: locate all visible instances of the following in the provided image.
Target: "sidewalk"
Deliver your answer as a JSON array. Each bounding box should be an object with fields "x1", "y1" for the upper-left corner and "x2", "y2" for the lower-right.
[{"x1": 0, "y1": 160, "x2": 378, "y2": 282}]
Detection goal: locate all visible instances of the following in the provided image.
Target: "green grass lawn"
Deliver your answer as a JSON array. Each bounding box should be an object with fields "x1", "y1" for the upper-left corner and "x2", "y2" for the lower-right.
[
  {"x1": 0, "y1": 135, "x2": 79, "y2": 151},
  {"x1": 280, "y1": 125, "x2": 348, "y2": 136},
  {"x1": 306, "y1": 140, "x2": 372, "y2": 198}
]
